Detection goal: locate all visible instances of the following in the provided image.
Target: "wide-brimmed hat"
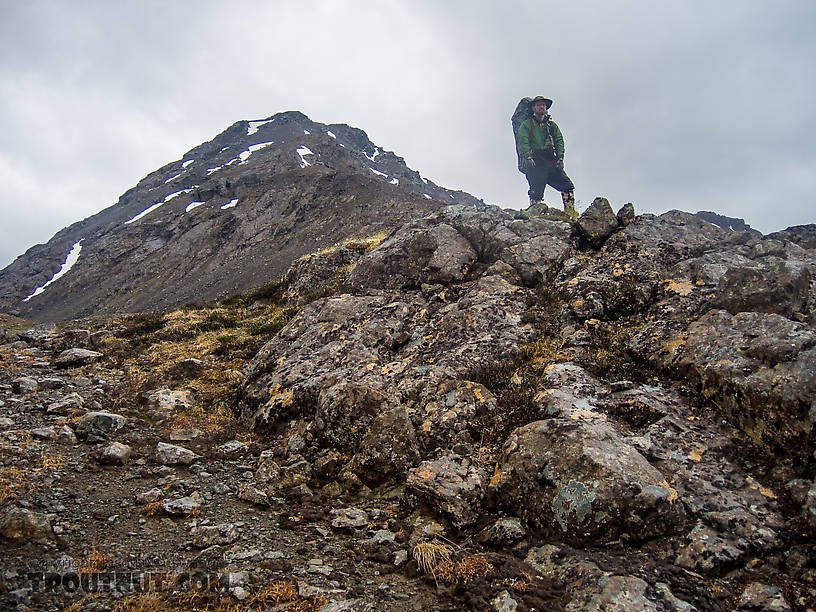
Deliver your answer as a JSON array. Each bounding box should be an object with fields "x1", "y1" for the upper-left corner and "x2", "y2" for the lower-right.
[{"x1": 530, "y1": 96, "x2": 553, "y2": 110}]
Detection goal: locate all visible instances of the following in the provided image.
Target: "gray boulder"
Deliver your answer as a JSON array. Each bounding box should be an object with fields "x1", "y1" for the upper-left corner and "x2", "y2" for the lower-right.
[
  {"x1": 348, "y1": 217, "x2": 476, "y2": 289},
  {"x1": 490, "y1": 418, "x2": 686, "y2": 544},
  {"x1": 75, "y1": 411, "x2": 127, "y2": 442},
  {"x1": 155, "y1": 441, "x2": 200, "y2": 465},
  {"x1": 54, "y1": 348, "x2": 103, "y2": 367},
  {"x1": 100, "y1": 441, "x2": 132, "y2": 465},
  {"x1": 577, "y1": 197, "x2": 620, "y2": 247},
  {"x1": 406, "y1": 454, "x2": 486, "y2": 528},
  {"x1": 347, "y1": 405, "x2": 421, "y2": 486},
  {"x1": 0, "y1": 507, "x2": 54, "y2": 543},
  {"x1": 11, "y1": 376, "x2": 38, "y2": 394}
]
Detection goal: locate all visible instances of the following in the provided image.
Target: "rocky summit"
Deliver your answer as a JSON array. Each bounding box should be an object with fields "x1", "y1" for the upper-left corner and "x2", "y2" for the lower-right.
[
  {"x1": 0, "y1": 111, "x2": 480, "y2": 323},
  {"x1": 0, "y1": 120, "x2": 815, "y2": 611}
]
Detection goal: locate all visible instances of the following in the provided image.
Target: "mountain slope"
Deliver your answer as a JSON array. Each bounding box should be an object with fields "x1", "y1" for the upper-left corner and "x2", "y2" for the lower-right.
[{"x1": 0, "y1": 111, "x2": 482, "y2": 322}]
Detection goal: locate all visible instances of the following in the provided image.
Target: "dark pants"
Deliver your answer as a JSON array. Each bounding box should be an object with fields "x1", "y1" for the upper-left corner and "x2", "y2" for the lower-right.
[{"x1": 524, "y1": 160, "x2": 574, "y2": 201}]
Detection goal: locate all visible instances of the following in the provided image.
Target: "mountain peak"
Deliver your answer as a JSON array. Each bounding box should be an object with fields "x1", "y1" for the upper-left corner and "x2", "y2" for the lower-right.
[{"x1": 0, "y1": 113, "x2": 483, "y2": 322}]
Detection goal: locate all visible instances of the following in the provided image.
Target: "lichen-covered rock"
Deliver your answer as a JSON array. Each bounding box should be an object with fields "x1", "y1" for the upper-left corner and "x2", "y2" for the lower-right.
[
  {"x1": 416, "y1": 379, "x2": 497, "y2": 451},
  {"x1": 630, "y1": 309, "x2": 816, "y2": 462},
  {"x1": 347, "y1": 405, "x2": 420, "y2": 486},
  {"x1": 576, "y1": 197, "x2": 620, "y2": 248},
  {"x1": 715, "y1": 256, "x2": 810, "y2": 317},
  {"x1": 406, "y1": 454, "x2": 486, "y2": 528},
  {"x1": 348, "y1": 217, "x2": 477, "y2": 289},
  {"x1": 191, "y1": 523, "x2": 240, "y2": 548},
  {"x1": 11, "y1": 376, "x2": 38, "y2": 394},
  {"x1": 100, "y1": 441, "x2": 132, "y2": 465},
  {"x1": 315, "y1": 381, "x2": 387, "y2": 452},
  {"x1": 282, "y1": 246, "x2": 361, "y2": 303},
  {"x1": 490, "y1": 418, "x2": 686, "y2": 544},
  {"x1": 735, "y1": 582, "x2": 791, "y2": 611},
  {"x1": 675, "y1": 523, "x2": 747, "y2": 572},
  {"x1": 74, "y1": 411, "x2": 127, "y2": 442}
]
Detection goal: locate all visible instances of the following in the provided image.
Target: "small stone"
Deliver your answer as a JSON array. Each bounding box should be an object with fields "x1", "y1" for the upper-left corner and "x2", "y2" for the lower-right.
[
  {"x1": 135, "y1": 488, "x2": 164, "y2": 505},
  {"x1": 100, "y1": 442, "x2": 132, "y2": 465},
  {"x1": 155, "y1": 442, "x2": 200, "y2": 465},
  {"x1": 46, "y1": 393, "x2": 83, "y2": 415},
  {"x1": 75, "y1": 411, "x2": 127, "y2": 443},
  {"x1": 168, "y1": 428, "x2": 201, "y2": 442},
  {"x1": 191, "y1": 523, "x2": 240, "y2": 548},
  {"x1": 366, "y1": 529, "x2": 396, "y2": 545},
  {"x1": 330, "y1": 507, "x2": 368, "y2": 530},
  {"x1": 217, "y1": 440, "x2": 248, "y2": 454},
  {"x1": 236, "y1": 483, "x2": 269, "y2": 506},
  {"x1": 39, "y1": 377, "x2": 66, "y2": 390},
  {"x1": 609, "y1": 380, "x2": 635, "y2": 393},
  {"x1": 54, "y1": 348, "x2": 103, "y2": 367},
  {"x1": 477, "y1": 518, "x2": 527, "y2": 547},
  {"x1": 230, "y1": 586, "x2": 249, "y2": 601},
  {"x1": 736, "y1": 582, "x2": 791, "y2": 611},
  {"x1": 57, "y1": 425, "x2": 78, "y2": 445},
  {"x1": 11, "y1": 377, "x2": 38, "y2": 394},
  {"x1": 0, "y1": 417, "x2": 14, "y2": 428},
  {"x1": 30, "y1": 426, "x2": 57, "y2": 441},
  {"x1": 162, "y1": 493, "x2": 202, "y2": 516},
  {"x1": 0, "y1": 506, "x2": 54, "y2": 542},
  {"x1": 492, "y1": 590, "x2": 519, "y2": 612}
]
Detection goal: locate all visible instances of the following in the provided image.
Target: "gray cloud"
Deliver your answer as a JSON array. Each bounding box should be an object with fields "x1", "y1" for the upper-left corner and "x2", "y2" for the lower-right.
[{"x1": 1, "y1": 0, "x2": 813, "y2": 269}]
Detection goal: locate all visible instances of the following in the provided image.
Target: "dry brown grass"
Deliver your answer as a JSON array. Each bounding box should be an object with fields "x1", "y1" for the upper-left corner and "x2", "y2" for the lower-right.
[
  {"x1": 107, "y1": 577, "x2": 320, "y2": 612},
  {"x1": 250, "y1": 578, "x2": 298, "y2": 605},
  {"x1": 412, "y1": 540, "x2": 454, "y2": 577},
  {"x1": 0, "y1": 466, "x2": 29, "y2": 506},
  {"x1": 435, "y1": 554, "x2": 493, "y2": 586},
  {"x1": 342, "y1": 229, "x2": 390, "y2": 252},
  {"x1": 41, "y1": 451, "x2": 68, "y2": 471},
  {"x1": 285, "y1": 597, "x2": 329, "y2": 612},
  {"x1": 78, "y1": 546, "x2": 113, "y2": 576},
  {"x1": 141, "y1": 501, "x2": 163, "y2": 517}
]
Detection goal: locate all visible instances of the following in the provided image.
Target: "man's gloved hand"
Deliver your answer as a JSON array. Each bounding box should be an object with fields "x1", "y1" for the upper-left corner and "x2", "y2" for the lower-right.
[{"x1": 555, "y1": 158, "x2": 564, "y2": 169}]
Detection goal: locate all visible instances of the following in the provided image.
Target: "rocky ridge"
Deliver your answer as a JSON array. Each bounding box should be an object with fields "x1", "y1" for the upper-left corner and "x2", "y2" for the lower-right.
[{"x1": 0, "y1": 199, "x2": 814, "y2": 610}]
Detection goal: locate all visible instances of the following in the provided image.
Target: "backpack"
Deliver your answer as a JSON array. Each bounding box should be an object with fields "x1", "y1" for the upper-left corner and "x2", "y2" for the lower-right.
[{"x1": 511, "y1": 97, "x2": 533, "y2": 173}]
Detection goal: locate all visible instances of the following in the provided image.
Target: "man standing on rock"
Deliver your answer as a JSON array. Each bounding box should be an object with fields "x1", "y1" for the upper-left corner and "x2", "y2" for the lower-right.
[{"x1": 516, "y1": 96, "x2": 577, "y2": 219}]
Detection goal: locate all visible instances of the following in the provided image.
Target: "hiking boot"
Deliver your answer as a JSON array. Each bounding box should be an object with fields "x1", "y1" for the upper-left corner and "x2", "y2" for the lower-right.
[
  {"x1": 527, "y1": 198, "x2": 547, "y2": 217},
  {"x1": 562, "y1": 191, "x2": 578, "y2": 220}
]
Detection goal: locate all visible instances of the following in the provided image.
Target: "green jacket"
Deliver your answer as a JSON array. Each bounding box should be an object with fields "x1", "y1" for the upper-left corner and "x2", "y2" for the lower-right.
[{"x1": 516, "y1": 115, "x2": 565, "y2": 161}]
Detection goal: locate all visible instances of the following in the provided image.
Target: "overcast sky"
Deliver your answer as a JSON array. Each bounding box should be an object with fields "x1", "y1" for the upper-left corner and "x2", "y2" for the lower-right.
[{"x1": 1, "y1": 0, "x2": 814, "y2": 269}]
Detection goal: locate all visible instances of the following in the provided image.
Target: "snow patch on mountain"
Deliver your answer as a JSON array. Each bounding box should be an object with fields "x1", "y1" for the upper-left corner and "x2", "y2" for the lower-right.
[
  {"x1": 247, "y1": 119, "x2": 274, "y2": 136},
  {"x1": 24, "y1": 240, "x2": 83, "y2": 302},
  {"x1": 297, "y1": 146, "x2": 314, "y2": 168},
  {"x1": 239, "y1": 142, "x2": 274, "y2": 164},
  {"x1": 221, "y1": 199, "x2": 239, "y2": 210},
  {"x1": 125, "y1": 188, "x2": 198, "y2": 224}
]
